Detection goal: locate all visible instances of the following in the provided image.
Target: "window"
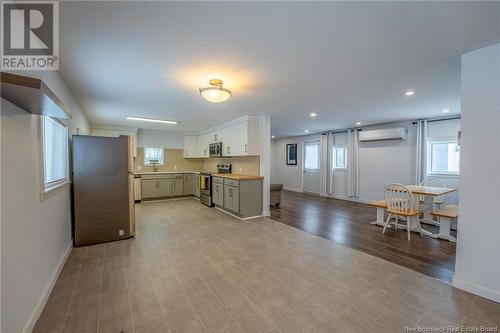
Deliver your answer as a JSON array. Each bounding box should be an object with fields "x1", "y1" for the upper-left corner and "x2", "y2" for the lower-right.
[
  {"x1": 333, "y1": 147, "x2": 347, "y2": 169},
  {"x1": 304, "y1": 142, "x2": 320, "y2": 170},
  {"x1": 41, "y1": 117, "x2": 69, "y2": 194},
  {"x1": 144, "y1": 147, "x2": 164, "y2": 165},
  {"x1": 429, "y1": 140, "x2": 460, "y2": 174}
]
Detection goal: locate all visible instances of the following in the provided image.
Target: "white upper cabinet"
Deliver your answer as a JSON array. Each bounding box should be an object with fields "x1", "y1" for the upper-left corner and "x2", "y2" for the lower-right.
[
  {"x1": 183, "y1": 135, "x2": 199, "y2": 158},
  {"x1": 183, "y1": 116, "x2": 261, "y2": 158}
]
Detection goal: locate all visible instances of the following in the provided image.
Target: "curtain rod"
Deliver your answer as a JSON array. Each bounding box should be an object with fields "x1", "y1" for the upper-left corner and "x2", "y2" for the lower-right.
[{"x1": 321, "y1": 115, "x2": 461, "y2": 135}]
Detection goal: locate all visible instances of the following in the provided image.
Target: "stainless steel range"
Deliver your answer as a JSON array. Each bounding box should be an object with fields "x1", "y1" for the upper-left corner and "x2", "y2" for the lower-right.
[{"x1": 200, "y1": 173, "x2": 212, "y2": 206}]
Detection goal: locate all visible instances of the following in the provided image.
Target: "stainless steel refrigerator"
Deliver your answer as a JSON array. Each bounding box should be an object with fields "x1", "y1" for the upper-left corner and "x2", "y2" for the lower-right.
[{"x1": 72, "y1": 135, "x2": 135, "y2": 246}]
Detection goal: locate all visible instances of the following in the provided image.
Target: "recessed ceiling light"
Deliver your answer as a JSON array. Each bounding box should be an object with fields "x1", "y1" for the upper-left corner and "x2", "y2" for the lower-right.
[
  {"x1": 126, "y1": 116, "x2": 178, "y2": 124},
  {"x1": 304, "y1": 130, "x2": 309, "y2": 133},
  {"x1": 356, "y1": 122, "x2": 362, "y2": 126},
  {"x1": 271, "y1": 135, "x2": 275, "y2": 139},
  {"x1": 405, "y1": 90, "x2": 415, "y2": 96},
  {"x1": 442, "y1": 109, "x2": 450, "y2": 113},
  {"x1": 310, "y1": 112, "x2": 317, "y2": 117}
]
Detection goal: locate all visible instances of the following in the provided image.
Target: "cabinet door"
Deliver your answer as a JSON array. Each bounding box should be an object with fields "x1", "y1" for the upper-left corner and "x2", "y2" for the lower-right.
[
  {"x1": 231, "y1": 186, "x2": 239, "y2": 213},
  {"x1": 158, "y1": 179, "x2": 172, "y2": 197},
  {"x1": 223, "y1": 185, "x2": 232, "y2": 211},
  {"x1": 141, "y1": 180, "x2": 159, "y2": 199},
  {"x1": 212, "y1": 183, "x2": 222, "y2": 206},
  {"x1": 184, "y1": 174, "x2": 193, "y2": 195},
  {"x1": 172, "y1": 179, "x2": 184, "y2": 196},
  {"x1": 194, "y1": 175, "x2": 200, "y2": 197}
]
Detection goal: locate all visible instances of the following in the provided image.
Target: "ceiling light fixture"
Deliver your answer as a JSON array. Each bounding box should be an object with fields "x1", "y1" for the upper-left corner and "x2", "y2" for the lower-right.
[
  {"x1": 442, "y1": 109, "x2": 450, "y2": 113},
  {"x1": 199, "y1": 79, "x2": 231, "y2": 103},
  {"x1": 304, "y1": 130, "x2": 309, "y2": 133},
  {"x1": 405, "y1": 90, "x2": 415, "y2": 96},
  {"x1": 271, "y1": 135, "x2": 275, "y2": 139},
  {"x1": 126, "y1": 116, "x2": 178, "y2": 124},
  {"x1": 310, "y1": 112, "x2": 317, "y2": 117},
  {"x1": 356, "y1": 122, "x2": 362, "y2": 126}
]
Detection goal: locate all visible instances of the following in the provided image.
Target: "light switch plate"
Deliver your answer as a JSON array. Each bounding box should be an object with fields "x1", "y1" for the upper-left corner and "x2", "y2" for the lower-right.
[{"x1": 119, "y1": 229, "x2": 124, "y2": 236}]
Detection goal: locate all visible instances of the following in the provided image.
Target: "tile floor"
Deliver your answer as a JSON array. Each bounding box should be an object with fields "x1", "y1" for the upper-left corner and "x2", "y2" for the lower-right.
[{"x1": 34, "y1": 199, "x2": 500, "y2": 333}]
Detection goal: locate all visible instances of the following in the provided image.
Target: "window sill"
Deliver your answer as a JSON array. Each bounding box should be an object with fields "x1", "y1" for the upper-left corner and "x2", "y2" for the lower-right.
[
  {"x1": 40, "y1": 181, "x2": 70, "y2": 202},
  {"x1": 332, "y1": 168, "x2": 348, "y2": 172},
  {"x1": 426, "y1": 173, "x2": 460, "y2": 179}
]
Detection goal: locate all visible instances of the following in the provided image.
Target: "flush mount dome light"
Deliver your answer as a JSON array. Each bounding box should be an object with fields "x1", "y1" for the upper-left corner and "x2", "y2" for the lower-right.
[{"x1": 199, "y1": 79, "x2": 231, "y2": 103}]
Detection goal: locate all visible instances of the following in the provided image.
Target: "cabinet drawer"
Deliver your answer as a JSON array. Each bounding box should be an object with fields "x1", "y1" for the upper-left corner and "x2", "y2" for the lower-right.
[
  {"x1": 224, "y1": 179, "x2": 239, "y2": 187},
  {"x1": 212, "y1": 177, "x2": 224, "y2": 184}
]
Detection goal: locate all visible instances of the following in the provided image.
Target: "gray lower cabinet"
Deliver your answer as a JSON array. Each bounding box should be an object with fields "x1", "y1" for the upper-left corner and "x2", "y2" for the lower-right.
[
  {"x1": 194, "y1": 175, "x2": 200, "y2": 197},
  {"x1": 212, "y1": 182, "x2": 224, "y2": 206},
  {"x1": 172, "y1": 177, "x2": 184, "y2": 196},
  {"x1": 223, "y1": 185, "x2": 239, "y2": 213},
  {"x1": 184, "y1": 174, "x2": 194, "y2": 195},
  {"x1": 141, "y1": 179, "x2": 172, "y2": 198},
  {"x1": 221, "y1": 178, "x2": 262, "y2": 218}
]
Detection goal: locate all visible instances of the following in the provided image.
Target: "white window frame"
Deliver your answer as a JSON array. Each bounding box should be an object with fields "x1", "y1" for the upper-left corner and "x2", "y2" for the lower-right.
[
  {"x1": 332, "y1": 147, "x2": 347, "y2": 170},
  {"x1": 144, "y1": 147, "x2": 164, "y2": 165},
  {"x1": 427, "y1": 138, "x2": 460, "y2": 177},
  {"x1": 39, "y1": 116, "x2": 70, "y2": 201}
]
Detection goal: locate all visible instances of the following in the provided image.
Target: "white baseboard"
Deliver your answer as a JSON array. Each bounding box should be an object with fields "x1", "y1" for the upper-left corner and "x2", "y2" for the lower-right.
[
  {"x1": 452, "y1": 275, "x2": 500, "y2": 303},
  {"x1": 21, "y1": 242, "x2": 73, "y2": 333}
]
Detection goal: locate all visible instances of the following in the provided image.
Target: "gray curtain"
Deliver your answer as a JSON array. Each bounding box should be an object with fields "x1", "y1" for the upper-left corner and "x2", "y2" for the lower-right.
[{"x1": 415, "y1": 120, "x2": 428, "y2": 184}]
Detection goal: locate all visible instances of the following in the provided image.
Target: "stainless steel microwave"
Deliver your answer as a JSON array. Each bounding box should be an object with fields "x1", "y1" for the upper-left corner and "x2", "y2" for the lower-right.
[{"x1": 209, "y1": 142, "x2": 222, "y2": 157}]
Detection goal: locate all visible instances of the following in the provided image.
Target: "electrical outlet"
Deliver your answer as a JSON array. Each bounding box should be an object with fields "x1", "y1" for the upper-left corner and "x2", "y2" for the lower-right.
[
  {"x1": 239, "y1": 167, "x2": 242, "y2": 173},
  {"x1": 174, "y1": 165, "x2": 177, "y2": 170},
  {"x1": 204, "y1": 165, "x2": 207, "y2": 169},
  {"x1": 119, "y1": 229, "x2": 124, "y2": 236}
]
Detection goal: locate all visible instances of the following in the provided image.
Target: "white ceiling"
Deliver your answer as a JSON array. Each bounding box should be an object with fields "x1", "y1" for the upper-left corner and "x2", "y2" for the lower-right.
[{"x1": 59, "y1": 1, "x2": 500, "y2": 138}]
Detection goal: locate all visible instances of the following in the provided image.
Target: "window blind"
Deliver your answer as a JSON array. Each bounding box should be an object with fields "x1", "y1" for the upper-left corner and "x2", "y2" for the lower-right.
[
  {"x1": 430, "y1": 141, "x2": 459, "y2": 173},
  {"x1": 43, "y1": 117, "x2": 68, "y2": 186}
]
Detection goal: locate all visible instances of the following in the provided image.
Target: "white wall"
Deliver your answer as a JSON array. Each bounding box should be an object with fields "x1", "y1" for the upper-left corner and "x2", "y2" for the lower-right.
[
  {"x1": 271, "y1": 134, "x2": 322, "y2": 192},
  {"x1": 1, "y1": 71, "x2": 90, "y2": 333},
  {"x1": 453, "y1": 43, "x2": 500, "y2": 302},
  {"x1": 137, "y1": 129, "x2": 184, "y2": 149},
  {"x1": 272, "y1": 119, "x2": 460, "y2": 204}
]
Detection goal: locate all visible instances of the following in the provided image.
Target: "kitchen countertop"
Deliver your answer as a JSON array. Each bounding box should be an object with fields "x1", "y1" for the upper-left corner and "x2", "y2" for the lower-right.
[
  {"x1": 210, "y1": 173, "x2": 264, "y2": 180},
  {"x1": 135, "y1": 171, "x2": 200, "y2": 176}
]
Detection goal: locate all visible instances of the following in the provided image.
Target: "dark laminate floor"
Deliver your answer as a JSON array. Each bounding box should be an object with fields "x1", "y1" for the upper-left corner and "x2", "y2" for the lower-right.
[{"x1": 270, "y1": 190, "x2": 457, "y2": 283}]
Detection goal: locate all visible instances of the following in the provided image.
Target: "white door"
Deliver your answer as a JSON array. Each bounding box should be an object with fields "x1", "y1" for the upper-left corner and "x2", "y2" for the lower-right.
[{"x1": 303, "y1": 140, "x2": 321, "y2": 194}]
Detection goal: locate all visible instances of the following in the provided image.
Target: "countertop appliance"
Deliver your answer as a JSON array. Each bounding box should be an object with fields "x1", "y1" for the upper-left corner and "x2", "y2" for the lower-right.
[
  {"x1": 200, "y1": 173, "x2": 212, "y2": 206},
  {"x1": 209, "y1": 142, "x2": 222, "y2": 157},
  {"x1": 72, "y1": 135, "x2": 135, "y2": 246},
  {"x1": 217, "y1": 164, "x2": 232, "y2": 174}
]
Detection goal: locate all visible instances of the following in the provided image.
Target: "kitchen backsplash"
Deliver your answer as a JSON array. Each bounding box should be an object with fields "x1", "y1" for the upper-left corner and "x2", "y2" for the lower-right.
[
  {"x1": 135, "y1": 148, "x2": 202, "y2": 172},
  {"x1": 135, "y1": 148, "x2": 260, "y2": 175}
]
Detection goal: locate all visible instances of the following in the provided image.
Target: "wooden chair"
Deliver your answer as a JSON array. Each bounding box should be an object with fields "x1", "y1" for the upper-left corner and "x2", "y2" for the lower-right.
[
  {"x1": 420, "y1": 178, "x2": 446, "y2": 209},
  {"x1": 382, "y1": 184, "x2": 422, "y2": 241}
]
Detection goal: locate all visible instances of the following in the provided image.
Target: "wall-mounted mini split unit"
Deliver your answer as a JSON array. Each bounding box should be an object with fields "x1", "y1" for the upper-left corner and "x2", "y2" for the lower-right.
[{"x1": 358, "y1": 127, "x2": 408, "y2": 142}]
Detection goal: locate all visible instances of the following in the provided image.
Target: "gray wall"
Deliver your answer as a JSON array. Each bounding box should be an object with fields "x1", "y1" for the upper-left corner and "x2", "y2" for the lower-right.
[{"x1": 1, "y1": 71, "x2": 90, "y2": 332}]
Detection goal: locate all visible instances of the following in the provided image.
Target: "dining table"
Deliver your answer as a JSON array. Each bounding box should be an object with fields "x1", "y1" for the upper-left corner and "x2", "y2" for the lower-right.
[{"x1": 402, "y1": 185, "x2": 457, "y2": 237}]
